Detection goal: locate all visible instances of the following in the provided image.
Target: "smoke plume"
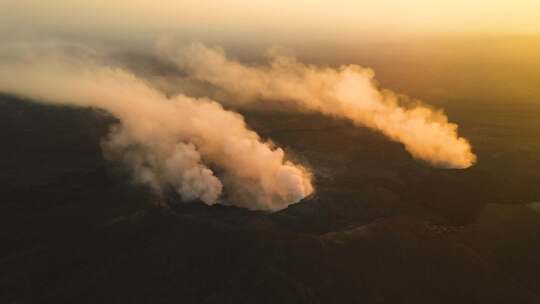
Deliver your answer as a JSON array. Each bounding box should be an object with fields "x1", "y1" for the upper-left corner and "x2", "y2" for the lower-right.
[
  {"x1": 163, "y1": 44, "x2": 476, "y2": 168},
  {"x1": 0, "y1": 51, "x2": 313, "y2": 211}
]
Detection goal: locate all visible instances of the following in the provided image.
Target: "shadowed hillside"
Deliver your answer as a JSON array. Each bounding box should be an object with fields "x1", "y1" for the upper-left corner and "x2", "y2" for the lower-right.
[{"x1": 1, "y1": 95, "x2": 539, "y2": 303}]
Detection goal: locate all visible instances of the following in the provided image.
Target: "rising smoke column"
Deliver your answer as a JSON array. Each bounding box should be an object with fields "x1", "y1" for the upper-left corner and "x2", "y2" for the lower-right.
[
  {"x1": 0, "y1": 52, "x2": 313, "y2": 211},
  {"x1": 164, "y1": 44, "x2": 476, "y2": 168}
]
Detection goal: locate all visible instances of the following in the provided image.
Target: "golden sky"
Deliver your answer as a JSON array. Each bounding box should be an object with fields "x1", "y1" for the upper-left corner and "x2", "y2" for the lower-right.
[{"x1": 2, "y1": 0, "x2": 540, "y2": 38}]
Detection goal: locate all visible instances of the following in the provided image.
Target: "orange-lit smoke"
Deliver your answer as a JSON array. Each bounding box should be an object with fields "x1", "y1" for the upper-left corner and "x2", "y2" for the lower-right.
[
  {"x1": 0, "y1": 51, "x2": 313, "y2": 211},
  {"x1": 164, "y1": 44, "x2": 476, "y2": 168}
]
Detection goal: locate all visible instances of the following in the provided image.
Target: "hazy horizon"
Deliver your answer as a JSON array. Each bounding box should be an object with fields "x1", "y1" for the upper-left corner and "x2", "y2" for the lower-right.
[
  {"x1": 3, "y1": 1, "x2": 540, "y2": 37},
  {"x1": 3, "y1": 1, "x2": 540, "y2": 108}
]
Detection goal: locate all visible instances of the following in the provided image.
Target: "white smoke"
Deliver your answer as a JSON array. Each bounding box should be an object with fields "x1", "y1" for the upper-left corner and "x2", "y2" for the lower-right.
[
  {"x1": 0, "y1": 50, "x2": 313, "y2": 211},
  {"x1": 162, "y1": 44, "x2": 476, "y2": 168}
]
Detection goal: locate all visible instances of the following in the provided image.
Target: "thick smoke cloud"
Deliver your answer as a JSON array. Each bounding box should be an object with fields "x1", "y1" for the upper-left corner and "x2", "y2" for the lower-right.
[
  {"x1": 163, "y1": 44, "x2": 476, "y2": 168},
  {"x1": 0, "y1": 50, "x2": 313, "y2": 211},
  {"x1": 0, "y1": 39, "x2": 476, "y2": 212}
]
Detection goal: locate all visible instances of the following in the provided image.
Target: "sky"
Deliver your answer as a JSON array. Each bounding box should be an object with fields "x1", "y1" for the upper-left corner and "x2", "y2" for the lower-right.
[
  {"x1": 2, "y1": 0, "x2": 540, "y2": 41},
  {"x1": 1, "y1": 0, "x2": 539, "y2": 104}
]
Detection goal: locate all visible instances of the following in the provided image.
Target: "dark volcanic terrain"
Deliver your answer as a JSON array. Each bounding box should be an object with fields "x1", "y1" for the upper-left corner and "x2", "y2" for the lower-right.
[{"x1": 1, "y1": 94, "x2": 540, "y2": 303}]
